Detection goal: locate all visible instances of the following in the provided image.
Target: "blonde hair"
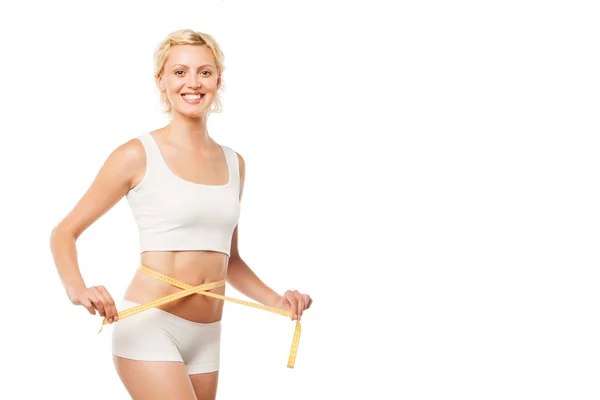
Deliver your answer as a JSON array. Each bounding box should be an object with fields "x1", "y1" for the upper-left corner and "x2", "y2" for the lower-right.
[{"x1": 153, "y1": 29, "x2": 226, "y2": 115}]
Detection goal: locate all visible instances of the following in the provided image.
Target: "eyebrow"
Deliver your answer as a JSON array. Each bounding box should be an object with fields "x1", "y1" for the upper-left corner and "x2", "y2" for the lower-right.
[{"x1": 172, "y1": 64, "x2": 215, "y2": 69}]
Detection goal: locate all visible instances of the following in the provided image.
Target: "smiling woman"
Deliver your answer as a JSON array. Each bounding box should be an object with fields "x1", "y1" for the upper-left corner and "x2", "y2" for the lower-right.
[
  {"x1": 154, "y1": 31, "x2": 226, "y2": 116},
  {"x1": 49, "y1": 28, "x2": 312, "y2": 400}
]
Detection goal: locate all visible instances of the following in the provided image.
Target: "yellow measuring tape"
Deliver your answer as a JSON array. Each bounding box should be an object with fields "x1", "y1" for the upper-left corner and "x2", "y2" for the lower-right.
[{"x1": 98, "y1": 265, "x2": 302, "y2": 368}]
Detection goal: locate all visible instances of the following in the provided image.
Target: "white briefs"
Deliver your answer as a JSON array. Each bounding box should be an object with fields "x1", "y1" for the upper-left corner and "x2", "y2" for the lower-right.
[{"x1": 111, "y1": 299, "x2": 222, "y2": 375}]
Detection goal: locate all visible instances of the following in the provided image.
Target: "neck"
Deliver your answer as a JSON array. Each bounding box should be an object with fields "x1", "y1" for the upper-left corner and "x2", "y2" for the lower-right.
[{"x1": 165, "y1": 110, "x2": 212, "y2": 148}]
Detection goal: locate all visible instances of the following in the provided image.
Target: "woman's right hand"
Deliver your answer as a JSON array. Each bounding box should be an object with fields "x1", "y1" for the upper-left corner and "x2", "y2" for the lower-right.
[{"x1": 68, "y1": 286, "x2": 119, "y2": 323}]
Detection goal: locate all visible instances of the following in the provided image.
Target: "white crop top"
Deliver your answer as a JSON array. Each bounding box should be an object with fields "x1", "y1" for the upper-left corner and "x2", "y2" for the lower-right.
[{"x1": 126, "y1": 132, "x2": 241, "y2": 256}]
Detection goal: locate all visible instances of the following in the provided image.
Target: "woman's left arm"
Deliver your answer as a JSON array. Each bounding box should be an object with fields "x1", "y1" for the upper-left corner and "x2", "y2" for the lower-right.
[
  {"x1": 226, "y1": 250, "x2": 312, "y2": 321},
  {"x1": 227, "y1": 152, "x2": 312, "y2": 321}
]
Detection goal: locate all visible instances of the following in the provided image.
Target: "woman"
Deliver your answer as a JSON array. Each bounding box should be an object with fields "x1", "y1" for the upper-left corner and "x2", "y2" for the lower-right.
[{"x1": 49, "y1": 29, "x2": 312, "y2": 400}]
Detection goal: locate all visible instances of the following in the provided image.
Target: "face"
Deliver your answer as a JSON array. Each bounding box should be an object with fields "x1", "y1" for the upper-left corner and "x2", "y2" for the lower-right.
[{"x1": 157, "y1": 45, "x2": 221, "y2": 118}]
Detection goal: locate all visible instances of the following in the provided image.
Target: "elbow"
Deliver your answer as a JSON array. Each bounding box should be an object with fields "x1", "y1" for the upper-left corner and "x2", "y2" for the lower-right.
[
  {"x1": 50, "y1": 223, "x2": 63, "y2": 241},
  {"x1": 50, "y1": 223, "x2": 76, "y2": 247},
  {"x1": 49, "y1": 225, "x2": 60, "y2": 254},
  {"x1": 228, "y1": 254, "x2": 243, "y2": 268},
  {"x1": 50, "y1": 225, "x2": 58, "y2": 245},
  {"x1": 226, "y1": 255, "x2": 244, "y2": 280}
]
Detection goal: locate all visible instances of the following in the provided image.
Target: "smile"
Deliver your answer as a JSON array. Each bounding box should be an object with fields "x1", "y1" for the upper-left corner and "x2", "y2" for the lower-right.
[{"x1": 181, "y1": 93, "x2": 205, "y2": 104}]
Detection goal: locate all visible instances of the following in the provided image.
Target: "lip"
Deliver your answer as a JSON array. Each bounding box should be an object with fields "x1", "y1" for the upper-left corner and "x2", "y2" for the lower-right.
[{"x1": 181, "y1": 93, "x2": 205, "y2": 104}]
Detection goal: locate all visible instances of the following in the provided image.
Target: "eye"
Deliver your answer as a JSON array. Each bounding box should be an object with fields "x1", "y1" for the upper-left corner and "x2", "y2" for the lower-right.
[
  {"x1": 201, "y1": 71, "x2": 211, "y2": 76},
  {"x1": 175, "y1": 70, "x2": 185, "y2": 76}
]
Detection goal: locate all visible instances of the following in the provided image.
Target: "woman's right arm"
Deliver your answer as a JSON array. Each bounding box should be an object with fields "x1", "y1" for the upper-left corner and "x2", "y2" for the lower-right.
[{"x1": 50, "y1": 138, "x2": 144, "y2": 323}]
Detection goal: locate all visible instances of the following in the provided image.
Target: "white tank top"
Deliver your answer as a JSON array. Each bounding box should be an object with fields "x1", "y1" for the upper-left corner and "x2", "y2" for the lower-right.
[{"x1": 126, "y1": 132, "x2": 241, "y2": 256}]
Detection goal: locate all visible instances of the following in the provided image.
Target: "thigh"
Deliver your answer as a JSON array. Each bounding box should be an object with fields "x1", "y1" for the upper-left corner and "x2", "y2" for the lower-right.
[
  {"x1": 113, "y1": 355, "x2": 197, "y2": 400},
  {"x1": 190, "y1": 371, "x2": 219, "y2": 400}
]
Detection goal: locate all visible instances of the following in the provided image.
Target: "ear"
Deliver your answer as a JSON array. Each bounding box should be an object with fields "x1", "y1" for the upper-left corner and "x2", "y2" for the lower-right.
[{"x1": 156, "y1": 72, "x2": 165, "y2": 92}]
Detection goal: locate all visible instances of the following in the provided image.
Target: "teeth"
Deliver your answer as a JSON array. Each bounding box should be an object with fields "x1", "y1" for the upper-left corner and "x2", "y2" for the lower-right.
[{"x1": 183, "y1": 94, "x2": 202, "y2": 100}]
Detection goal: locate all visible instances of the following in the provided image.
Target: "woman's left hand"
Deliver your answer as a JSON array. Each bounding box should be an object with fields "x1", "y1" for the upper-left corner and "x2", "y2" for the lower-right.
[{"x1": 275, "y1": 290, "x2": 313, "y2": 321}]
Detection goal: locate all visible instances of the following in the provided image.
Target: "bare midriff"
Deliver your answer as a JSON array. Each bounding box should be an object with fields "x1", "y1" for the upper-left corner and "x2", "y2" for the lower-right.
[{"x1": 123, "y1": 250, "x2": 229, "y2": 323}]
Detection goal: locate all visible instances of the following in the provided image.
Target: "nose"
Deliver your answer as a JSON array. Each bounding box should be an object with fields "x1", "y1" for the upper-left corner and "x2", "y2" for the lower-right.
[{"x1": 188, "y1": 73, "x2": 201, "y2": 89}]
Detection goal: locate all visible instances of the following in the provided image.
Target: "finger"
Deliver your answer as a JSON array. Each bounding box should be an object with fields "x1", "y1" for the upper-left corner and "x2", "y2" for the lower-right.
[
  {"x1": 96, "y1": 287, "x2": 114, "y2": 320},
  {"x1": 90, "y1": 291, "x2": 107, "y2": 317},
  {"x1": 294, "y1": 292, "x2": 305, "y2": 321},
  {"x1": 98, "y1": 286, "x2": 118, "y2": 322},
  {"x1": 80, "y1": 298, "x2": 96, "y2": 315},
  {"x1": 98, "y1": 289, "x2": 116, "y2": 322},
  {"x1": 286, "y1": 292, "x2": 298, "y2": 320},
  {"x1": 304, "y1": 294, "x2": 312, "y2": 309},
  {"x1": 297, "y1": 300, "x2": 305, "y2": 321},
  {"x1": 110, "y1": 300, "x2": 119, "y2": 322},
  {"x1": 90, "y1": 299, "x2": 106, "y2": 317}
]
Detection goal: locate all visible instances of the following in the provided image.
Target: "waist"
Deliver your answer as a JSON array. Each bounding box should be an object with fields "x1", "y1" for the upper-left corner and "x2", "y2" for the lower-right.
[
  {"x1": 125, "y1": 252, "x2": 228, "y2": 323},
  {"x1": 139, "y1": 250, "x2": 229, "y2": 281}
]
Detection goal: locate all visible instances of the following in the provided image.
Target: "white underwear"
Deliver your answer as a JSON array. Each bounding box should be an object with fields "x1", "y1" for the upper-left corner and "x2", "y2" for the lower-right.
[{"x1": 111, "y1": 299, "x2": 221, "y2": 375}]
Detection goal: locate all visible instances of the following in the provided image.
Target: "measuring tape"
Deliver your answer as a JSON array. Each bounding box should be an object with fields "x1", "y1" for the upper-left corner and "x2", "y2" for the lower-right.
[{"x1": 98, "y1": 265, "x2": 302, "y2": 368}]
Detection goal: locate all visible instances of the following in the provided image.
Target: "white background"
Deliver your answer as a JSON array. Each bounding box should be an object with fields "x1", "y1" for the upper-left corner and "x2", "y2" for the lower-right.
[{"x1": 1, "y1": 0, "x2": 599, "y2": 399}]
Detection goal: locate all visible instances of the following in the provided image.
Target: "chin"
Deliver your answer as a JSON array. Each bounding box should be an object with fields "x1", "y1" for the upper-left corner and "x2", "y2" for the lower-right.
[{"x1": 175, "y1": 103, "x2": 209, "y2": 118}]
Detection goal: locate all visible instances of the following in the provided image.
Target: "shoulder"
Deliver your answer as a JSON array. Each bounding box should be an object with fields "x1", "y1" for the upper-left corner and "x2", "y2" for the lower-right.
[
  {"x1": 222, "y1": 145, "x2": 245, "y2": 176},
  {"x1": 108, "y1": 135, "x2": 146, "y2": 169},
  {"x1": 223, "y1": 146, "x2": 246, "y2": 196},
  {"x1": 235, "y1": 151, "x2": 245, "y2": 175},
  {"x1": 234, "y1": 150, "x2": 246, "y2": 196},
  {"x1": 99, "y1": 135, "x2": 147, "y2": 190}
]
